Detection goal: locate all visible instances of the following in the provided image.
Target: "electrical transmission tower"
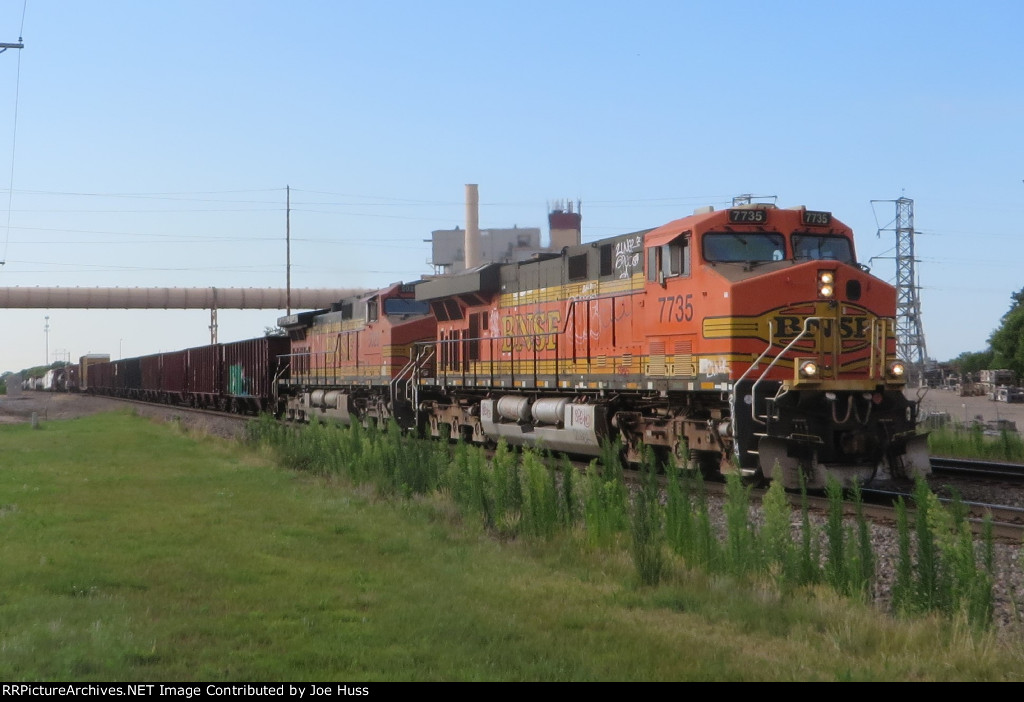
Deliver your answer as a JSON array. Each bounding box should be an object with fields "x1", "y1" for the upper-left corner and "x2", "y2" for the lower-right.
[
  {"x1": 732, "y1": 193, "x2": 776, "y2": 206},
  {"x1": 873, "y1": 197, "x2": 928, "y2": 384}
]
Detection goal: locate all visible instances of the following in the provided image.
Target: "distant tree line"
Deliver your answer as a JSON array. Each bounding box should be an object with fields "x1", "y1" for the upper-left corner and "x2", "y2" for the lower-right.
[{"x1": 952, "y1": 286, "x2": 1024, "y2": 377}]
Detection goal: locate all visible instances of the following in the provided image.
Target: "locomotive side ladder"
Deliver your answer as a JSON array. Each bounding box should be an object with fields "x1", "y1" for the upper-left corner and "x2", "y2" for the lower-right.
[
  {"x1": 390, "y1": 344, "x2": 435, "y2": 426},
  {"x1": 730, "y1": 317, "x2": 823, "y2": 465}
]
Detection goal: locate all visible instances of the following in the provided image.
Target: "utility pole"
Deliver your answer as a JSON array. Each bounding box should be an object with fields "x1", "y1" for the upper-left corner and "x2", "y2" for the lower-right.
[
  {"x1": 43, "y1": 315, "x2": 49, "y2": 366},
  {"x1": 0, "y1": 33, "x2": 24, "y2": 267},
  {"x1": 873, "y1": 196, "x2": 929, "y2": 385},
  {"x1": 286, "y1": 185, "x2": 291, "y2": 315}
]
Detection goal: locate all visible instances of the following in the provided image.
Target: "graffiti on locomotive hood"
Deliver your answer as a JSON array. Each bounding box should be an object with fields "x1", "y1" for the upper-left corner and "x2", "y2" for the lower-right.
[{"x1": 702, "y1": 301, "x2": 886, "y2": 352}]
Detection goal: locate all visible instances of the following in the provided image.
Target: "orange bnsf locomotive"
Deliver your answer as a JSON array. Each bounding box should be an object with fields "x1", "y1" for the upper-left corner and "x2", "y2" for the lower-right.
[
  {"x1": 277, "y1": 203, "x2": 929, "y2": 490},
  {"x1": 408, "y1": 203, "x2": 928, "y2": 489}
]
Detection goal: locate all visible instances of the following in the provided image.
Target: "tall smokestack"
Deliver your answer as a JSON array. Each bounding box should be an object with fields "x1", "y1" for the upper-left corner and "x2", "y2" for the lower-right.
[{"x1": 465, "y1": 183, "x2": 480, "y2": 269}]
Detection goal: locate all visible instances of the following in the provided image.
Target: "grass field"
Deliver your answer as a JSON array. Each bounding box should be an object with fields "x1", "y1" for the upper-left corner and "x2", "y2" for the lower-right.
[{"x1": 1, "y1": 411, "x2": 1022, "y2": 681}]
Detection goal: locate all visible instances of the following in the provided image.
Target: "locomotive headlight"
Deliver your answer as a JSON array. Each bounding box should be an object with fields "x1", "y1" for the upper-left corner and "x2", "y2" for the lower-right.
[
  {"x1": 888, "y1": 360, "x2": 906, "y2": 378},
  {"x1": 799, "y1": 360, "x2": 818, "y2": 378},
  {"x1": 818, "y1": 270, "x2": 835, "y2": 298}
]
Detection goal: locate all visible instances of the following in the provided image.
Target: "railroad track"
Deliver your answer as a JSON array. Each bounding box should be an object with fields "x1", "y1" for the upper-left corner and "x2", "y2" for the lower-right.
[
  {"x1": 930, "y1": 456, "x2": 1024, "y2": 482},
  {"x1": 860, "y1": 486, "x2": 1024, "y2": 542},
  {"x1": 618, "y1": 461, "x2": 1024, "y2": 543}
]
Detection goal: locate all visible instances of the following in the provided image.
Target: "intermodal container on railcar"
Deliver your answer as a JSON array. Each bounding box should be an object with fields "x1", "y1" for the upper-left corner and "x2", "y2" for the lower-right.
[{"x1": 78, "y1": 354, "x2": 110, "y2": 392}]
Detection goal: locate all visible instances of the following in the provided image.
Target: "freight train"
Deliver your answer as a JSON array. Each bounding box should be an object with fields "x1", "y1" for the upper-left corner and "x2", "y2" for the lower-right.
[
  {"x1": 60, "y1": 338, "x2": 289, "y2": 415},
  {"x1": 279, "y1": 202, "x2": 929, "y2": 489},
  {"x1": 43, "y1": 202, "x2": 930, "y2": 490}
]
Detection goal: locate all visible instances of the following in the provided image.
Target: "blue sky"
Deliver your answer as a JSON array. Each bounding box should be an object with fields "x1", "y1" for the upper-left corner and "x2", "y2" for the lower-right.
[{"x1": 0, "y1": 0, "x2": 1021, "y2": 372}]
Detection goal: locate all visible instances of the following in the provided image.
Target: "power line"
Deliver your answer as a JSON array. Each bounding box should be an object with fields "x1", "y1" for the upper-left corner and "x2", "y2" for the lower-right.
[{"x1": 0, "y1": 1, "x2": 24, "y2": 266}]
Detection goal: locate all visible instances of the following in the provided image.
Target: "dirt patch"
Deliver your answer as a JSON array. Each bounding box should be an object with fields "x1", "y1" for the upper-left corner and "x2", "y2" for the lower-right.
[
  {"x1": 0, "y1": 392, "x2": 129, "y2": 423},
  {"x1": 0, "y1": 392, "x2": 250, "y2": 440}
]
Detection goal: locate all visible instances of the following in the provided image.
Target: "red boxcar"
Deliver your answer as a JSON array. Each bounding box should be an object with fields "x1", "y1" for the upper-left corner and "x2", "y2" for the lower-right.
[
  {"x1": 89, "y1": 359, "x2": 113, "y2": 394},
  {"x1": 112, "y1": 357, "x2": 141, "y2": 396},
  {"x1": 160, "y1": 349, "x2": 188, "y2": 404},
  {"x1": 185, "y1": 344, "x2": 221, "y2": 408},
  {"x1": 139, "y1": 353, "x2": 162, "y2": 401},
  {"x1": 221, "y1": 336, "x2": 290, "y2": 414}
]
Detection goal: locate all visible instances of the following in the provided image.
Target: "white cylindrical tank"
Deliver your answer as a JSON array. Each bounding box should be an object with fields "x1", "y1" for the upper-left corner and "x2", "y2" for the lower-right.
[
  {"x1": 496, "y1": 395, "x2": 531, "y2": 423},
  {"x1": 532, "y1": 397, "x2": 569, "y2": 426}
]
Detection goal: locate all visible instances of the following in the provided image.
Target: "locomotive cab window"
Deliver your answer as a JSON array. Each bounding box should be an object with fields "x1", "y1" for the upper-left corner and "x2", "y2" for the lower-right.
[
  {"x1": 647, "y1": 235, "x2": 690, "y2": 283},
  {"x1": 791, "y1": 234, "x2": 855, "y2": 264},
  {"x1": 366, "y1": 297, "x2": 379, "y2": 323},
  {"x1": 384, "y1": 298, "x2": 430, "y2": 317},
  {"x1": 647, "y1": 247, "x2": 659, "y2": 282},
  {"x1": 661, "y1": 235, "x2": 690, "y2": 279},
  {"x1": 703, "y1": 232, "x2": 786, "y2": 263}
]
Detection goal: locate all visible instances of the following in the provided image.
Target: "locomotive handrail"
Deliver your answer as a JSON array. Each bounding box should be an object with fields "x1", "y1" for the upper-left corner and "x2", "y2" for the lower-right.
[
  {"x1": 414, "y1": 345, "x2": 435, "y2": 417},
  {"x1": 749, "y1": 316, "x2": 824, "y2": 427},
  {"x1": 390, "y1": 343, "x2": 431, "y2": 413},
  {"x1": 280, "y1": 349, "x2": 335, "y2": 387},
  {"x1": 869, "y1": 318, "x2": 890, "y2": 380},
  {"x1": 425, "y1": 304, "x2": 581, "y2": 390},
  {"x1": 272, "y1": 360, "x2": 291, "y2": 404},
  {"x1": 390, "y1": 354, "x2": 418, "y2": 405},
  {"x1": 392, "y1": 342, "x2": 435, "y2": 428},
  {"x1": 728, "y1": 320, "x2": 777, "y2": 460}
]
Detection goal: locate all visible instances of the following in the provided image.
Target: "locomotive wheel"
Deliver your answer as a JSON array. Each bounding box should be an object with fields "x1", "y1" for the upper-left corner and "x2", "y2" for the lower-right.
[{"x1": 691, "y1": 450, "x2": 724, "y2": 480}]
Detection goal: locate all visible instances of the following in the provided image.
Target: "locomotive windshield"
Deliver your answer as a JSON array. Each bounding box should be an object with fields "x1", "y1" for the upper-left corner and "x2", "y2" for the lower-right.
[
  {"x1": 702, "y1": 232, "x2": 786, "y2": 263},
  {"x1": 791, "y1": 234, "x2": 854, "y2": 263},
  {"x1": 384, "y1": 298, "x2": 431, "y2": 316}
]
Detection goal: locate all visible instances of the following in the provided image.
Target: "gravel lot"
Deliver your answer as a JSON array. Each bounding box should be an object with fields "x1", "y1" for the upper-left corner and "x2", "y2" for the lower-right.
[{"x1": 915, "y1": 386, "x2": 1024, "y2": 431}]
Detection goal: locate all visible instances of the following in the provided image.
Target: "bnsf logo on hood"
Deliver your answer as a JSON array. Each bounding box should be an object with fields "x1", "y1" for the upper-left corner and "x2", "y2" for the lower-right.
[
  {"x1": 702, "y1": 302, "x2": 885, "y2": 353},
  {"x1": 770, "y1": 302, "x2": 880, "y2": 353},
  {"x1": 774, "y1": 315, "x2": 871, "y2": 340}
]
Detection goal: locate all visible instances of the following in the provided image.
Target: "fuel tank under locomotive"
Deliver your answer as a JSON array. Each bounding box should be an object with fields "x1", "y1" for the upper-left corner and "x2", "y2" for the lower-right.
[{"x1": 477, "y1": 396, "x2": 610, "y2": 455}]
